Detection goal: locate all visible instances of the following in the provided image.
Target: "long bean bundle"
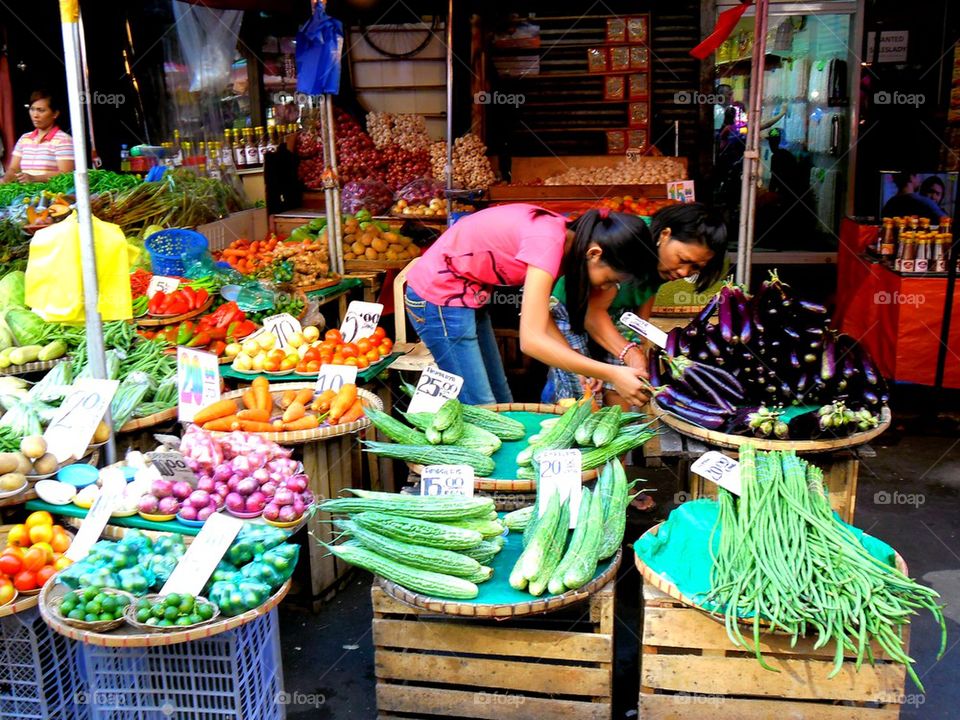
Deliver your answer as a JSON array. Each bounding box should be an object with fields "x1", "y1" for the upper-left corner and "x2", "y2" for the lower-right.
[{"x1": 707, "y1": 445, "x2": 946, "y2": 690}]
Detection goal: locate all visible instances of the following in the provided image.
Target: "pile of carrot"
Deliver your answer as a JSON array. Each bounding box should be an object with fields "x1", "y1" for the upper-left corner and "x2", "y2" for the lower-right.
[
  {"x1": 191, "y1": 378, "x2": 365, "y2": 433},
  {"x1": 217, "y1": 235, "x2": 281, "y2": 275}
]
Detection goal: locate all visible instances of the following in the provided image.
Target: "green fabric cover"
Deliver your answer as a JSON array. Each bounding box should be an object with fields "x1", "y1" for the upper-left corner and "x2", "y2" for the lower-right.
[{"x1": 486, "y1": 411, "x2": 552, "y2": 480}]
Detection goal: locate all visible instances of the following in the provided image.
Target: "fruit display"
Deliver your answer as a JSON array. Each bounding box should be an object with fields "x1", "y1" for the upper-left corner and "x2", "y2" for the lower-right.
[
  {"x1": 593, "y1": 195, "x2": 678, "y2": 217},
  {"x1": 22, "y1": 191, "x2": 72, "y2": 228},
  {"x1": 648, "y1": 273, "x2": 889, "y2": 439},
  {"x1": 139, "y1": 301, "x2": 258, "y2": 357},
  {"x1": 342, "y1": 217, "x2": 421, "y2": 263},
  {"x1": 147, "y1": 287, "x2": 210, "y2": 317},
  {"x1": 2, "y1": 511, "x2": 73, "y2": 595},
  {"x1": 541, "y1": 156, "x2": 687, "y2": 186},
  {"x1": 0, "y1": 339, "x2": 68, "y2": 368},
  {"x1": 226, "y1": 326, "x2": 319, "y2": 373},
  {"x1": 341, "y1": 180, "x2": 395, "y2": 216},
  {"x1": 367, "y1": 112, "x2": 431, "y2": 153},
  {"x1": 295, "y1": 327, "x2": 393, "y2": 373},
  {"x1": 57, "y1": 587, "x2": 131, "y2": 625},
  {"x1": 135, "y1": 476, "x2": 222, "y2": 521},
  {"x1": 129, "y1": 593, "x2": 217, "y2": 629},
  {"x1": 271, "y1": 238, "x2": 331, "y2": 288},
  {"x1": 391, "y1": 197, "x2": 446, "y2": 219}
]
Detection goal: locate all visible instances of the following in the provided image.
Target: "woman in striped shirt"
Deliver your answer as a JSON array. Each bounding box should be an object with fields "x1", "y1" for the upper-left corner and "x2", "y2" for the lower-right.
[{"x1": 1, "y1": 90, "x2": 74, "y2": 183}]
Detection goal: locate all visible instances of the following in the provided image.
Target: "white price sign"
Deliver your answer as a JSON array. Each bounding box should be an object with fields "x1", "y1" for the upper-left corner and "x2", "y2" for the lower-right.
[
  {"x1": 420, "y1": 465, "x2": 475, "y2": 497},
  {"x1": 666, "y1": 180, "x2": 696, "y2": 203},
  {"x1": 261, "y1": 313, "x2": 302, "y2": 348},
  {"x1": 65, "y1": 468, "x2": 126, "y2": 561},
  {"x1": 43, "y1": 379, "x2": 119, "y2": 463},
  {"x1": 620, "y1": 312, "x2": 668, "y2": 349},
  {"x1": 147, "y1": 275, "x2": 180, "y2": 298},
  {"x1": 177, "y1": 347, "x2": 221, "y2": 422},
  {"x1": 691, "y1": 451, "x2": 741, "y2": 495},
  {"x1": 146, "y1": 451, "x2": 197, "y2": 486},
  {"x1": 339, "y1": 301, "x2": 383, "y2": 344},
  {"x1": 315, "y1": 364, "x2": 357, "y2": 394},
  {"x1": 537, "y1": 449, "x2": 583, "y2": 528},
  {"x1": 161, "y1": 512, "x2": 244, "y2": 596},
  {"x1": 407, "y1": 365, "x2": 463, "y2": 414}
]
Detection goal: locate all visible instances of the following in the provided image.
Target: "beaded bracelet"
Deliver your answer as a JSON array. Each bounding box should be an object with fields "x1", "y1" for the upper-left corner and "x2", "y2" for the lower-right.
[{"x1": 618, "y1": 341, "x2": 638, "y2": 362}]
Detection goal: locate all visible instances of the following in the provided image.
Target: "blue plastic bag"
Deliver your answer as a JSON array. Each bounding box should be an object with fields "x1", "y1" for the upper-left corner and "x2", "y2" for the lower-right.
[{"x1": 296, "y1": 4, "x2": 344, "y2": 95}]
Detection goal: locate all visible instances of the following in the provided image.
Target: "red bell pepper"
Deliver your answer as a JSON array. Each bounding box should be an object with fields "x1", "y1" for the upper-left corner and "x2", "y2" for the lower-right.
[
  {"x1": 209, "y1": 340, "x2": 227, "y2": 357},
  {"x1": 181, "y1": 286, "x2": 197, "y2": 310},
  {"x1": 206, "y1": 327, "x2": 228, "y2": 342},
  {"x1": 167, "y1": 295, "x2": 190, "y2": 316},
  {"x1": 231, "y1": 320, "x2": 256, "y2": 339},
  {"x1": 149, "y1": 291, "x2": 166, "y2": 314},
  {"x1": 195, "y1": 288, "x2": 209, "y2": 308}
]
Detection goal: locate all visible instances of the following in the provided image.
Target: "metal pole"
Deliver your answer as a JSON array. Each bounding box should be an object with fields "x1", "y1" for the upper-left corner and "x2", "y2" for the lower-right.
[
  {"x1": 674, "y1": 120, "x2": 679, "y2": 157},
  {"x1": 59, "y1": 0, "x2": 115, "y2": 463},
  {"x1": 325, "y1": 96, "x2": 344, "y2": 275},
  {"x1": 735, "y1": 0, "x2": 769, "y2": 288},
  {"x1": 445, "y1": 1, "x2": 454, "y2": 227},
  {"x1": 76, "y1": 12, "x2": 100, "y2": 168},
  {"x1": 317, "y1": 97, "x2": 338, "y2": 275}
]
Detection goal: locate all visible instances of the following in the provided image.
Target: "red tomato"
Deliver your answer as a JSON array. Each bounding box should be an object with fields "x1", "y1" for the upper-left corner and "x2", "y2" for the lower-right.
[
  {"x1": 0, "y1": 554, "x2": 21, "y2": 577},
  {"x1": 344, "y1": 357, "x2": 359, "y2": 366},
  {"x1": 324, "y1": 329, "x2": 343, "y2": 343},
  {"x1": 356, "y1": 339, "x2": 372, "y2": 354},
  {"x1": 365, "y1": 350, "x2": 380, "y2": 364},
  {"x1": 372, "y1": 327, "x2": 387, "y2": 340},
  {"x1": 356, "y1": 355, "x2": 369, "y2": 369},
  {"x1": 36, "y1": 566, "x2": 55, "y2": 587},
  {"x1": 340, "y1": 344, "x2": 359, "y2": 359},
  {"x1": 13, "y1": 570, "x2": 36, "y2": 592}
]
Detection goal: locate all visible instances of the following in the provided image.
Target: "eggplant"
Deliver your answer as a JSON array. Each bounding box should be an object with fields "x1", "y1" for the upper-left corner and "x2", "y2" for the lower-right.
[
  {"x1": 696, "y1": 294, "x2": 719, "y2": 324},
  {"x1": 718, "y1": 287, "x2": 736, "y2": 344},
  {"x1": 679, "y1": 369, "x2": 736, "y2": 412},
  {"x1": 821, "y1": 335, "x2": 836, "y2": 381},
  {"x1": 861, "y1": 353, "x2": 879, "y2": 386},
  {"x1": 704, "y1": 336, "x2": 722, "y2": 358},
  {"x1": 800, "y1": 300, "x2": 828, "y2": 315},
  {"x1": 678, "y1": 333, "x2": 691, "y2": 356},
  {"x1": 696, "y1": 350, "x2": 709, "y2": 362},
  {"x1": 657, "y1": 392, "x2": 727, "y2": 429},
  {"x1": 665, "y1": 328, "x2": 681, "y2": 358},
  {"x1": 685, "y1": 324, "x2": 699, "y2": 338},
  {"x1": 789, "y1": 351, "x2": 801, "y2": 369},
  {"x1": 648, "y1": 349, "x2": 663, "y2": 387},
  {"x1": 783, "y1": 326, "x2": 801, "y2": 340},
  {"x1": 842, "y1": 355, "x2": 858, "y2": 379},
  {"x1": 659, "y1": 386, "x2": 730, "y2": 416},
  {"x1": 736, "y1": 292, "x2": 753, "y2": 345}
]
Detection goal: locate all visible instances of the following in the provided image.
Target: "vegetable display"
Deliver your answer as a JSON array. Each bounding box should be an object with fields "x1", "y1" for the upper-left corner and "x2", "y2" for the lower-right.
[
  {"x1": 147, "y1": 287, "x2": 210, "y2": 316},
  {"x1": 706, "y1": 445, "x2": 945, "y2": 691},
  {"x1": 650, "y1": 273, "x2": 889, "y2": 439},
  {"x1": 1, "y1": 511, "x2": 72, "y2": 595}
]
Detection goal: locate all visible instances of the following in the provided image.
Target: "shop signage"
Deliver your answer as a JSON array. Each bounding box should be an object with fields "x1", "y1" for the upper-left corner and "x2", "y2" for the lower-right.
[
  {"x1": 537, "y1": 448, "x2": 583, "y2": 528},
  {"x1": 407, "y1": 365, "x2": 463, "y2": 413},
  {"x1": 420, "y1": 465, "x2": 475, "y2": 497},
  {"x1": 340, "y1": 301, "x2": 384, "y2": 344},
  {"x1": 161, "y1": 512, "x2": 244, "y2": 596},
  {"x1": 65, "y1": 468, "x2": 127, "y2": 561},
  {"x1": 666, "y1": 180, "x2": 696, "y2": 203},
  {"x1": 691, "y1": 451, "x2": 741, "y2": 495},
  {"x1": 146, "y1": 275, "x2": 180, "y2": 298},
  {"x1": 867, "y1": 31, "x2": 908, "y2": 64},
  {"x1": 177, "y1": 347, "x2": 221, "y2": 422},
  {"x1": 44, "y1": 379, "x2": 119, "y2": 463},
  {"x1": 315, "y1": 364, "x2": 358, "y2": 394},
  {"x1": 620, "y1": 312, "x2": 668, "y2": 348}
]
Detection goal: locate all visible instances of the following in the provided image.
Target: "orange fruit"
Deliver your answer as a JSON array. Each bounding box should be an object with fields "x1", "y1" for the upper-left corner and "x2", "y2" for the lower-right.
[
  {"x1": 7, "y1": 524, "x2": 27, "y2": 548},
  {"x1": 0, "y1": 553, "x2": 21, "y2": 577},
  {"x1": 35, "y1": 566, "x2": 55, "y2": 587},
  {"x1": 356, "y1": 356, "x2": 369, "y2": 369},
  {"x1": 50, "y1": 531, "x2": 71, "y2": 554},
  {"x1": 28, "y1": 524, "x2": 52, "y2": 545},
  {"x1": 344, "y1": 357, "x2": 358, "y2": 367},
  {"x1": 324, "y1": 329, "x2": 342, "y2": 343},
  {"x1": 13, "y1": 571, "x2": 36, "y2": 592},
  {"x1": 22, "y1": 548, "x2": 45, "y2": 573},
  {"x1": 25, "y1": 511, "x2": 53, "y2": 530},
  {"x1": 0, "y1": 581, "x2": 14, "y2": 606},
  {"x1": 30, "y1": 542, "x2": 54, "y2": 564}
]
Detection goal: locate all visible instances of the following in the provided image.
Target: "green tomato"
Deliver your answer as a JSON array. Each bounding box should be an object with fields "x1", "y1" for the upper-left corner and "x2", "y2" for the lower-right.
[
  {"x1": 63, "y1": 591, "x2": 79, "y2": 605},
  {"x1": 164, "y1": 593, "x2": 182, "y2": 608},
  {"x1": 137, "y1": 598, "x2": 151, "y2": 611},
  {"x1": 146, "y1": 617, "x2": 159, "y2": 626},
  {"x1": 136, "y1": 608, "x2": 152, "y2": 623},
  {"x1": 179, "y1": 597, "x2": 195, "y2": 614},
  {"x1": 163, "y1": 606, "x2": 180, "y2": 622},
  {"x1": 68, "y1": 609, "x2": 85, "y2": 621},
  {"x1": 115, "y1": 595, "x2": 131, "y2": 608},
  {"x1": 84, "y1": 613, "x2": 99, "y2": 623},
  {"x1": 197, "y1": 604, "x2": 214, "y2": 621},
  {"x1": 99, "y1": 612, "x2": 114, "y2": 622}
]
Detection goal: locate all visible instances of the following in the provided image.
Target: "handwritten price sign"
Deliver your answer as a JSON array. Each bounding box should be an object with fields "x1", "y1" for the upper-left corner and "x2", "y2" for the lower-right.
[
  {"x1": 161, "y1": 512, "x2": 243, "y2": 596},
  {"x1": 147, "y1": 275, "x2": 180, "y2": 299},
  {"x1": 65, "y1": 467, "x2": 126, "y2": 561},
  {"x1": 177, "y1": 347, "x2": 221, "y2": 422},
  {"x1": 407, "y1": 365, "x2": 463, "y2": 414},
  {"x1": 147, "y1": 451, "x2": 197, "y2": 486},
  {"x1": 537, "y1": 449, "x2": 583, "y2": 528},
  {"x1": 44, "y1": 379, "x2": 119, "y2": 463},
  {"x1": 619, "y1": 312, "x2": 668, "y2": 349},
  {"x1": 315, "y1": 364, "x2": 357, "y2": 394},
  {"x1": 691, "y1": 451, "x2": 741, "y2": 495},
  {"x1": 666, "y1": 180, "x2": 696, "y2": 203},
  {"x1": 339, "y1": 301, "x2": 383, "y2": 344},
  {"x1": 420, "y1": 465, "x2": 475, "y2": 497}
]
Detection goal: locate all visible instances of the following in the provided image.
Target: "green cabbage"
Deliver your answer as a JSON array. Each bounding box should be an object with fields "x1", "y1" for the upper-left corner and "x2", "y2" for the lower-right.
[
  {"x1": 0, "y1": 271, "x2": 25, "y2": 310},
  {"x1": 4, "y1": 309, "x2": 47, "y2": 345}
]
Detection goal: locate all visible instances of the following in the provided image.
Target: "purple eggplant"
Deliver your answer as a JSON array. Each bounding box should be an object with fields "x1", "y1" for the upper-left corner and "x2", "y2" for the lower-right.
[
  {"x1": 696, "y1": 294, "x2": 720, "y2": 324},
  {"x1": 799, "y1": 300, "x2": 828, "y2": 315},
  {"x1": 678, "y1": 333, "x2": 691, "y2": 356},
  {"x1": 860, "y1": 352, "x2": 879, "y2": 386},
  {"x1": 704, "y1": 336, "x2": 722, "y2": 358},
  {"x1": 718, "y1": 287, "x2": 736, "y2": 344},
  {"x1": 665, "y1": 328, "x2": 681, "y2": 358},
  {"x1": 659, "y1": 385, "x2": 730, "y2": 416},
  {"x1": 821, "y1": 335, "x2": 836, "y2": 381},
  {"x1": 657, "y1": 393, "x2": 727, "y2": 429},
  {"x1": 784, "y1": 327, "x2": 801, "y2": 340},
  {"x1": 789, "y1": 351, "x2": 801, "y2": 369},
  {"x1": 648, "y1": 349, "x2": 663, "y2": 387},
  {"x1": 842, "y1": 355, "x2": 858, "y2": 379}
]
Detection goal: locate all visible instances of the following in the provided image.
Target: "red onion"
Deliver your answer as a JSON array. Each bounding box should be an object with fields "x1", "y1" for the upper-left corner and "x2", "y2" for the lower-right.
[
  {"x1": 179, "y1": 505, "x2": 198, "y2": 521},
  {"x1": 196, "y1": 476, "x2": 215, "y2": 493},
  {"x1": 274, "y1": 488, "x2": 294, "y2": 507},
  {"x1": 284, "y1": 475, "x2": 308, "y2": 494},
  {"x1": 225, "y1": 492, "x2": 245, "y2": 513},
  {"x1": 278, "y1": 505, "x2": 298, "y2": 523},
  {"x1": 226, "y1": 475, "x2": 241, "y2": 492},
  {"x1": 292, "y1": 497, "x2": 306, "y2": 517},
  {"x1": 302, "y1": 490, "x2": 315, "y2": 505},
  {"x1": 151, "y1": 479, "x2": 173, "y2": 498},
  {"x1": 172, "y1": 481, "x2": 193, "y2": 501},
  {"x1": 197, "y1": 506, "x2": 215, "y2": 522},
  {"x1": 236, "y1": 478, "x2": 258, "y2": 497},
  {"x1": 212, "y1": 465, "x2": 233, "y2": 482},
  {"x1": 214, "y1": 481, "x2": 229, "y2": 496},
  {"x1": 262, "y1": 503, "x2": 281, "y2": 521},
  {"x1": 211, "y1": 494, "x2": 225, "y2": 510},
  {"x1": 245, "y1": 492, "x2": 266, "y2": 514},
  {"x1": 189, "y1": 490, "x2": 210, "y2": 509},
  {"x1": 252, "y1": 468, "x2": 270, "y2": 484},
  {"x1": 260, "y1": 481, "x2": 277, "y2": 498},
  {"x1": 158, "y1": 497, "x2": 180, "y2": 515},
  {"x1": 138, "y1": 494, "x2": 159, "y2": 513}
]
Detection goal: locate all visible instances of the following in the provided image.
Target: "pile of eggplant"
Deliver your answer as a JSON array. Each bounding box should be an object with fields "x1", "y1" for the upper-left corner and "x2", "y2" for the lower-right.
[{"x1": 648, "y1": 272, "x2": 889, "y2": 439}]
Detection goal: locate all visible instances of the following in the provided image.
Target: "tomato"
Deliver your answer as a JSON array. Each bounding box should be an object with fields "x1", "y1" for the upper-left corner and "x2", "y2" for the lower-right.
[
  {"x1": 318, "y1": 340, "x2": 336, "y2": 354},
  {"x1": 365, "y1": 349, "x2": 380, "y2": 363},
  {"x1": 13, "y1": 571, "x2": 36, "y2": 592},
  {"x1": 22, "y1": 548, "x2": 45, "y2": 573},
  {"x1": 28, "y1": 524, "x2": 52, "y2": 545},
  {"x1": 331, "y1": 354, "x2": 344, "y2": 365},
  {"x1": 2, "y1": 546, "x2": 23, "y2": 560},
  {"x1": 380, "y1": 338, "x2": 394, "y2": 351},
  {"x1": 372, "y1": 327, "x2": 386, "y2": 340},
  {"x1": 25, "y1": 511, "x2": 53, "y2": 530},
  {"x1": 264, "y1": 360, "x2": 281, "y2": 373},
  {"x1": 6, "y1": 524, "x2": 27, "y2": 548},
  {"x1": 344, "y1": 357, "x2": 359, "y2": 366},
  {"x1": 320, "y1": 354, "x2": 333, "y2": 366},
  {"x1": 31, "y1": 542, "x2": 54, "y2": 564},
  {"x1": 324, "y1": 329, "x2": 343, "y2": 343},
  {"x1": 356, "y1": 355, "x2": 369, "y2": 369},
  {"x1": 340, "y1": 344, "x2": 359, "y2": 359},
  {"x1": 35, "y1": 566, "x2": 55, "y2": 587},
  {"x1": 367, "y1": 335, "x2": 382, "y2": 347},
  {"x1": 378, "y1": 344, "x2": 390, "y2": 357},
  {"x1": 306, "y1": 360, "x2": 321, "y2": 372},
  {"x1": 356, "y1": 339, "x2": 372, "y2": 354},
  {"x1": 0, "y1": 553, "x2": 21, "y2": 577},
  {"x1": 0, "y1": 580, "x2": 14, "y2": 606}
]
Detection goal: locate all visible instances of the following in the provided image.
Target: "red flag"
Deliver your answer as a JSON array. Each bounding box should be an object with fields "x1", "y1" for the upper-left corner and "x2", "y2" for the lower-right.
[{"x1": 690, "y1": 1, "x2": 754, "y2": 60}]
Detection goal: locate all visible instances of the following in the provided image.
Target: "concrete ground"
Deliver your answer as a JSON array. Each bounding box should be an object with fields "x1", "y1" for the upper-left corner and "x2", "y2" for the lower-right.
[{"x1": 278, "y1": 427, "x2": 960, "y2": 719}]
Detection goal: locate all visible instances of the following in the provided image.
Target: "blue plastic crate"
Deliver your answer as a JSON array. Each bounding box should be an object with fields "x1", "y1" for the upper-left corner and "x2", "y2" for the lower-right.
[
  {"x1": 145, "y1": 229, "x2": 208, "y2": 277},
  {"x1": 77, "y1": 608, "x2": 285, "y2": 720},
  {"x1": 0, "y1": 606, "x2": 87, "y2": 720}
]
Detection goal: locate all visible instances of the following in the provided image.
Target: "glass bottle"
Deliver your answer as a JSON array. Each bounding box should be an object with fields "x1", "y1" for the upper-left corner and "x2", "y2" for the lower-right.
[
  {"x1": 222, "y1": 130, "x2": 234, "y2": 167},
  {"x1": 880, "y1": 218, "x2": 895, "y2": 259},
  {"x1": 915, "y1": 232, "x2": 930, "y2": 273},
  {"x1": 233, "y1": 129, "x2": 247, "y2": 169},
  {"x1": 899, "y1": 231, "x2": 916, "y2": 273},
  {"x1": 244, "y1": 129, "x2": 259, "y2": 167},
  {"x1": 119, "y1": 144, "x2": 131, "y2": 172},
  {"x1": 172, "y1": 129, "x2": 183, "y2": 168}
]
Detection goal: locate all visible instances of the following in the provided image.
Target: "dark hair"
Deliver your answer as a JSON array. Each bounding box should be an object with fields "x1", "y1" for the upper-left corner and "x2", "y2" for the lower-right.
[
  {"x1": 650, "y1": 203, "x2": 728, "y2": 292},
  {"x1": 894, "y1": 171, "x2": 918, "y2": 191},
  {"x1": 28, "y1": 90, "x2": 59, "y2": 113},
  {"x1": 554, "y1": 209, "x2": 654, "y2": 334},
  {"x1": 919, "y1": 176, "x2": 944, "y2": 195}
]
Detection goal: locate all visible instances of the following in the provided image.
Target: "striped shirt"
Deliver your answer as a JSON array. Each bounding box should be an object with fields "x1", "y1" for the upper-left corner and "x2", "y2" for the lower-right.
[{"x1": 12, "y1": 126, "x2": 73, "y2": 176}]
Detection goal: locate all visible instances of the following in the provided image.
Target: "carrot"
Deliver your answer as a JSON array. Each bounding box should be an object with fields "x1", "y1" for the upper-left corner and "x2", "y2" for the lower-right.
[
  {"x1": 279, "y1": 389, "x2": 297, "y2": 409},
  {"x1": 311, "y1": 389, "x2": 337, "y2": 413},
  {"x1": 242, "y1": 389, "x2": 257, "y2": 410},
  {"x1": 283, "y1": 415, "x2": 320, "y2": 432},
  {"x1": 328, "y1": 383, "x2": 357, "y2": 423},
  {"x1": 294, "y1": 388, "x2": 314, "y2": 406},
  {"x1": 239, "y1": 420, "x2": 277, "y2": 433},
  {"x1": 252, "y1": 377, "x2": 272, "y2": 413},
  {"x1": 202, "y1": 415, "x2": 239, "y2": 432},
  {"x1": 237, "y1": 408, "x2": 270, "y2": 422},
  {"x1": 336, "y1": 398, "x2": 365, "y2": 424},
  {"x1": 282, "y1": 401, "x2": 306, "y2": 423},
  {"x1": 194, "y1": 399, "x2": 239, "y2": 425}
]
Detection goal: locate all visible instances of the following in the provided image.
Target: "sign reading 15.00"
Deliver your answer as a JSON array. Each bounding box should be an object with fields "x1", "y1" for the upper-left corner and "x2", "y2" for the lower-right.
[{"x1": 177, "y1": 347, "x2": 221, "y2": 422}]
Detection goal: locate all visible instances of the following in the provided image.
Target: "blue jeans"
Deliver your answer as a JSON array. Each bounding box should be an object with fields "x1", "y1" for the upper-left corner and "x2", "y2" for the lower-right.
[{"x1": 405, "y1": 287, "x2": 513, "y2": 405}]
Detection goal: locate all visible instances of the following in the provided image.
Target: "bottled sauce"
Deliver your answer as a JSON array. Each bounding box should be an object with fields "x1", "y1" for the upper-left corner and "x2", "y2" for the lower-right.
[
  {"x1": 899, "y1": 231, "x2": 916, "y2": 273},
  {"x1": 915, "y1": 232, "x2": 930, "y2": 273},
  {"x1": 161, "y1": 142, "x2": 174, "y2": 168},
  {"x1": 244, "y1": 129, "x2": 259, "y2": 168},
  {"x1": 208, "y1": 142, "x2": 222, "y2": 180},
  {"x1": 222, "y1": 130, "x2": 234, "y2": 167},
  {"x1": 172, "y1": 129, "x2": 183, "y2": 168},
  {"x1": 880, "y1": 218, "x2": 895, "y2": 259},
  {"x1": 182, "y1": 141, "x2": 194, "y2": 171},
  {"x1": 233, "y1": 129, "x2": 247, "y2": 169},
  {"x1": 119, "y1": 144, "x2": 131, "y2": 172},
  {"x1": 256, "y1": 126, "x2": 267, "y2": 166},
  {"x1": 933, "y1": 232, "x2": 948, "y2": 273}
]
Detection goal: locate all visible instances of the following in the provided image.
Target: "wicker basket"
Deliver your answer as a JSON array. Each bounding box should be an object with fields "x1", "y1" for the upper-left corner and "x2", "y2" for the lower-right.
[
  {"x1": 123, "y1": 594, "x2": 220, "y2": 633},
  {"x1": 47, "y1": 588, "x2": 135, "y2": 633}
]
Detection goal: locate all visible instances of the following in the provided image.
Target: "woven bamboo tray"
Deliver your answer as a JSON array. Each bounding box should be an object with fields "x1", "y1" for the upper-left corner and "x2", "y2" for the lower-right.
[
  {"x1": 210, "y1": 383, "x2": 381, "y2": 445},
  {"x1": 378, "y1": 547, "x2": 621, "y2": 618},
  {"x1": 118, "y1": 407, "x2": 178, "y2": 433},
  {"x1": 650, "y1": 399, "x2": 892, "y2": 452},
  {"x1": 123, "y1": 593, "x2": 220, "y2": 633},
  {"x1": 0, "y1": 357, "x2": 68, "y2": 376},
  {"x1": 48, "y1": 589, "x2": 135, "y2": 632},
  {"x1": 39, "y1": 578, "x2": 290, "y2": 647},
  {"x1": 136, "y1": 296, "x2": 214, "y2": 327},
  {"x1": 634, "y1": 523, "x2": 908, "y2": 634},
  {"x1": 406, "y1": 402, "x2": 600, "y2": 492}
]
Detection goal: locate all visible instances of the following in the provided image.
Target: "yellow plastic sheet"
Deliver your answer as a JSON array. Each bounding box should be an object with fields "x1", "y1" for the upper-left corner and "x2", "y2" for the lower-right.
[{"x1": 25, "y1": 213, "x2": 133, "y2": 323}]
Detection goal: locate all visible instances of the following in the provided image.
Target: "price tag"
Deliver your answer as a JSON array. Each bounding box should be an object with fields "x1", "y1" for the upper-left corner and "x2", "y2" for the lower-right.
[
  {"x1": 537, "y1": 449, "x2": 582, "y2": 528},
  {"x1": 43, "y1": 379, "x2": 120, "y2": 463},
  {"x1": 339, "y1": 301, "x2": 384, "y2": 344},
  {"x1": 177, "y1": 347, "x2": 221, "y2": 422},
  {"x1": 407, "y1": 365, "x2": 463, "y2": 414},
  {"x1": 161, "y1": 512, "x2": 244, "y2": 596},
  {"x1": 691, "y1": 451, "x2": 741, "y2": 495},
  {"x1": 420, "y1": 465, "x2": 475, "y2": 497},
  {"x1": 261, "y1": 313, "x2": 302, "y2": 348},
  {"x1": 65, "y1": 468, "x2": 127, "y2": 561},
  {"x1": 620, "y1": 312, "x2": 668, "y2": 349},
  {"x1": 315, "y1": 364, "x2": 358, "y2": 393},
  {"x1": 666, "y1": 180, "x2": 696, "y2": 203},
  {"x1": 147, "y1": 275, "x2": 180, "y2": 298},
  {"x1": 146, "y1": 451, "x2": 197, "y2": 486}
]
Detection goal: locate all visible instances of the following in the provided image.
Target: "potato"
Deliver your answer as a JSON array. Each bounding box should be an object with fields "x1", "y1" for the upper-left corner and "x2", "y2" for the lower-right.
[
  {"x1": 0, "y1": 453, "x2": 19, "y2": 475},
  {"x1": 364, "y1": 247, "x2": 379, "y2": 260},
  {"x1": 351, "y1": 241, "x2": 365, "y2": 255},
  {"x1": 32, "y1": 453, "x2": 58, "y2": 476},
  {"x1": 383, "y1": 231, "x2": 398, "y2": 243},
  {"x1": 94, "y1": 420, "x2": 110, "y2": 443},
  {"x1": 385, "y1": 251, "x2": 399, "y2": 261},
  {"x1": 388, "y1": 243, "x2": 405, "y2": 253},
  {"x1": 344, "y1": 252, "x2": 356, "y2": 260},
  {"x1": 20, "y1": 435, "x2": 47, "y2": 460},
  {"x1": 13, "y1": 453, "x2": 32, "y2": 475},
  {"x1": 0, "y1": 473, "x2": 25, "y2": 491},
  {"x1": 359, "y1": 233, "x2": 374, "y2": 246},
  {"x1": 372, "y1": 238, "x2": 389, "y2": 253}
]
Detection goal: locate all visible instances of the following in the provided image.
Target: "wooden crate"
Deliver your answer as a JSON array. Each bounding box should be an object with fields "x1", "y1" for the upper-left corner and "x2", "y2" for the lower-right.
[
  {"x1": 372, "y1": 580, "x2": 615, "y2": 719},
  {"x1": 639, "y1": 583, "x2": 907, "y2": 719}
]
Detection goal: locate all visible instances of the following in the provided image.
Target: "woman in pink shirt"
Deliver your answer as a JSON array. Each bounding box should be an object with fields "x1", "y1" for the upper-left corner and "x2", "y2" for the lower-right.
[
  {"x1": 1, "y1": 90, "x2": 74, "y2": 184},
  {"x1": 405, "y1": 204, "x2": 655, "y2": 406}
]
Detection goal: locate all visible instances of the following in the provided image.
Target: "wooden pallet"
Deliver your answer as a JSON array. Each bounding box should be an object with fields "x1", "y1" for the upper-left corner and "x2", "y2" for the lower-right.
[
  {"x1": 639, "y1": 583, "x2": 907, "y2": 719},
  {"x1": 372, "y1": 580, "x2": 615, "y2": 720}
]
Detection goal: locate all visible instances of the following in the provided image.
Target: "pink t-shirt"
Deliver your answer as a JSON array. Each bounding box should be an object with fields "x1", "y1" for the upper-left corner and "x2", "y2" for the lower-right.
[{"x1": 406, "y1": 204, "x2": 567, "y2": 308}]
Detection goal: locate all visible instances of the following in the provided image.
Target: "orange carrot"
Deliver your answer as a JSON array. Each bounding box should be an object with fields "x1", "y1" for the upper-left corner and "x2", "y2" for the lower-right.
[
  {"x1": 237, "y1": 408, "x2": 270, "y2": 422},
  {"x1": 294, "y1": 388, "x2": 314, "y2": 406},
  {"x1": 336, "y1": 398, "x2": 364, "y2": 424},
  {"x1": 252, "y1": 377, "x2": 271, "y2": 413},
  {"x1": 242, "y1": 389, "x2": 257, "y2": 410},
  {"x1": 282, "y1": 401, "x2": 306, "y2": 424},
  {"x1": 311, "y1": 389, "x2": 336, "y2": 413},
  {"x1": 194, "y1": 400, "x2": 239, "y2": 425},
  {"x1": 239, "y1": 420, "x2": 277, "y2": 433},
  {"x1": 279, "y1": 389, "x2": 297, "y2": 409},
  {"x1": 327, "y1": 383, "x2": 357, "y2": 423},
  {"x1": 283, "y1": 415, "x2": 320, "y2": 432},
  {"x1": 202, "y1": 415, "x2": 239, "y2": 432}
]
